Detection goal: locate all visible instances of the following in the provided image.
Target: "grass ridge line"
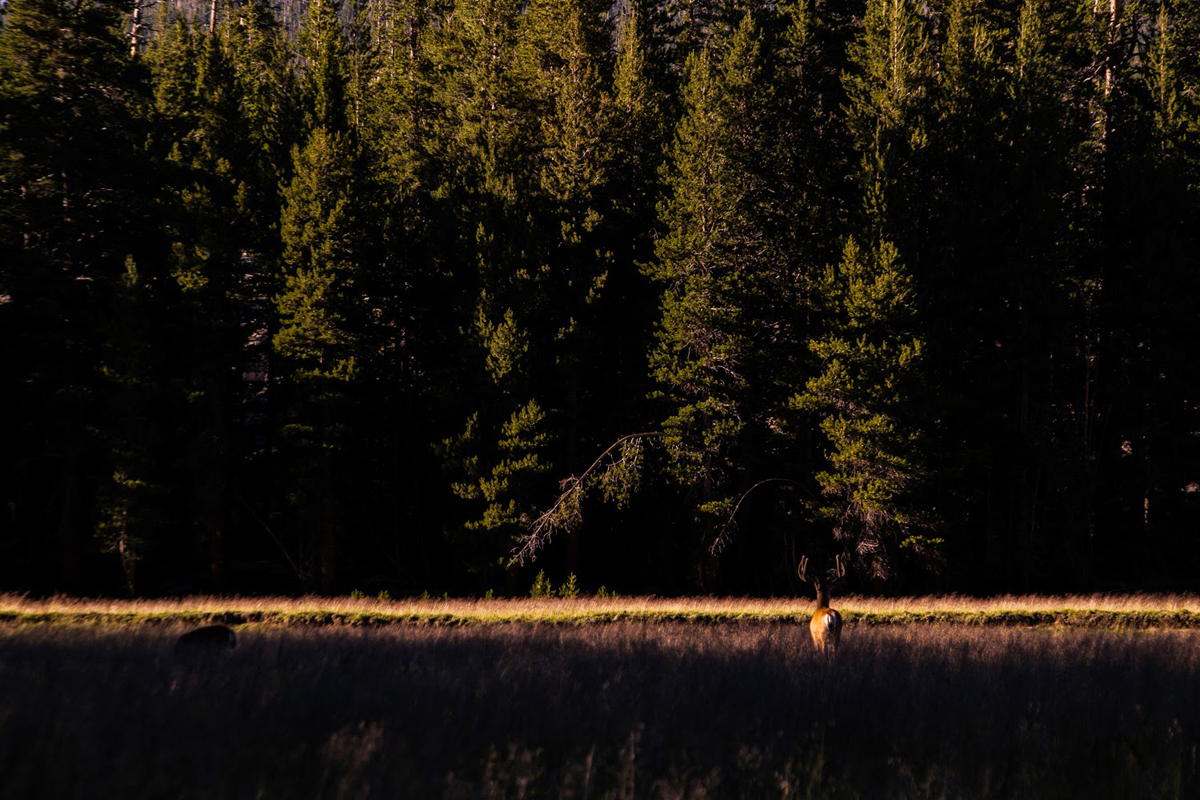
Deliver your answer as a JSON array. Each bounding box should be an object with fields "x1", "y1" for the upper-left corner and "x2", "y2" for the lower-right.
[{"x1": 4, "y1": 608, "x2": 1200, "y2": 628}]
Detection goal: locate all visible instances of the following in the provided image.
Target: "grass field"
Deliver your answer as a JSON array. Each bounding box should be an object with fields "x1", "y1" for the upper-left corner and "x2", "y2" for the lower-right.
[
  {"x1": 5, "y1": 592, "x2": 1200, "y2": 627},
  {"x1": 1, "y1": 598, "x2": 1199, "y2": 798}
]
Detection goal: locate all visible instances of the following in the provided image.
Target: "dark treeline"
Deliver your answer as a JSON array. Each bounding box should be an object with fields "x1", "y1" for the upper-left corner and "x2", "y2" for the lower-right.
[{"x1": 1, "y1": 0, "x2": 1198, "y2": 597}]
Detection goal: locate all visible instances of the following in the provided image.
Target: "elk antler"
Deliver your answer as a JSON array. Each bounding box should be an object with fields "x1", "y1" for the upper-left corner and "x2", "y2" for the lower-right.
[
  {"x1": 834, "y1": 554, "x2": 846, "y2": 582},
  {"x1": 797, "y1": 555, "x2": 810, "y2": 583}
]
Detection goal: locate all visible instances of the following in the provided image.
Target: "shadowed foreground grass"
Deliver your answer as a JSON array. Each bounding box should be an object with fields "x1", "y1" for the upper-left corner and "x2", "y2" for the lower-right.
[{"x1": 1, "y1": 622, "x2": 1197, "y2": 799}]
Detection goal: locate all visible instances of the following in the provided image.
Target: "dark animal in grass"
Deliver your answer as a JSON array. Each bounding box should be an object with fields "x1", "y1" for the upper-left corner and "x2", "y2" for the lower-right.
[{"x1": 176, "y1": 624, "x2": 237, "y2": 651}]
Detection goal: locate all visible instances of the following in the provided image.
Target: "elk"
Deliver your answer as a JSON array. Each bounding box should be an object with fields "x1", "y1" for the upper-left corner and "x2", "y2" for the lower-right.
[
  {"x1": 176, "y1": 624, "x2": 237, "y2": 651},
  {"x1": 797, "y1": 555, "x2": 845, "y2": 654}
]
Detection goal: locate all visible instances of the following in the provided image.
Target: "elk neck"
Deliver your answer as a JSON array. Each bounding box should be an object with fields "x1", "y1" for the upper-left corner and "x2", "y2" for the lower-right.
[{"x1": 814, "y1": 584, "x2": 831, "y2": 610}]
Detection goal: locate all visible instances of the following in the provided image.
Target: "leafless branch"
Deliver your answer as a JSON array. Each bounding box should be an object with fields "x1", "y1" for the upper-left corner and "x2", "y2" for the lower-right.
[
  {"x1": 710, "y1": 477, "x2": 815, "y2": 555},
  {"x1": 232, "y1": 488, "x2": 303, "y2": 583},
  {"x1": 510, "y1": 432, "x2": 662, "y2": 566}
]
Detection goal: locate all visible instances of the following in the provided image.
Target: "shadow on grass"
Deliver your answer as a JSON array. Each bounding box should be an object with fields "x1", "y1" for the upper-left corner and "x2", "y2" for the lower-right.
[{"x1": 0, "y1": 622, "x2": 1196, "y2": 798}]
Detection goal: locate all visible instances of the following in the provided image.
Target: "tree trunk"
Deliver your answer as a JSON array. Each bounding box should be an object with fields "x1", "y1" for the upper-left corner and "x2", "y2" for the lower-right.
[
  {"x1": 56, "y1": 448, "x2": 83, "y2": 593},
  {"x1": 129, "y1": 3, "x2": 142, "y2": 58}
]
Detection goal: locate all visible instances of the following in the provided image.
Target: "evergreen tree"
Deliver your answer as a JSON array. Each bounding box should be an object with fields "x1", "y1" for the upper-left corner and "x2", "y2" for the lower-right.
[
  {"x1": 358, "y1": 0, "x2": 443, "y2": 587},
  {"x1": 95, "y1": 257, "x2": 168, "y2": 595},
  {"x1": 0, "y1": 0, "x2": 155, "y2": 591},
  {"x1": 422, "y1": 0, "x2": 559, "y2": 586},
  {"x1": 275, "y1": 130, "x2": 366, "y2": 387},
  {"x1": 367, "y1": 0, "x2": 432, "y2": 198},
  {"x1": 147, "y1": 6, "x2": 294, "y2": 589},
  {"x1": 953, "y1": 0, "x2": 1084, "y2": 588},
  {"x1": 843, "y1": 0, "x2": 935, "y2": 246},
  {"x1": 426, "y1": 0, "x2": 530, "y2": 201},
  {"x1": 441, "y1": 398, "x2": 554, "y2": 581},
  {"x1": 773, "y1": 0, "x2": 846, "y2": 269},
  {"x1": 298, "y1": 0, "x2": 351, "y2": 137},
  {"x1": 791, "y1": 239, "x2": 935, "y2": 580},
  {"x1": 1, "y1": 0, "x2": 1199, "y2": 597},
  {"x1": 612, "y1": 0, "x2": 667, "y2": 228},
  {"x1": 1083, "y1": 0, "x2": 1200, "y2": 585},
  {"x1": 646, "y1": 0, "x2": 764, "y2": 78},
  {"x1": 468, "y1": 0, "x2": 671, "y2": 584},
  {"x1": 648, "y1": 12, "x2": 810, "y2": 584},
  {"x1": 603, "y1": 0, "x2": 666, "y2": 455},
  {"x1": 830, "y1": 0, "x2": 939, "y2": 579},
  {"x1": 524, "y1": 0, "x2": 622, "y2": 570},
  {"x1": 221, "y1": 0, "x2": 296, "y2": 251},
  {"x1": 272, "y1": 0, "x2": 370, "y2": 590}
]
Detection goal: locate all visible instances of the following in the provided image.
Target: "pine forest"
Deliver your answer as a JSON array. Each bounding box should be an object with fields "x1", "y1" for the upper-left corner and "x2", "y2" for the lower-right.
[{"x1": 2, "y1": 0, "x2": 1198, "y2": 597}]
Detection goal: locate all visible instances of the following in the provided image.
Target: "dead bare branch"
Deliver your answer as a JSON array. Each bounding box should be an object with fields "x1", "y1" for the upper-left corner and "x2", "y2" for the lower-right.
[
  {"x1": 710, "y1": 477, "x2": 816, "y2": 555},
  {"x1": 510, "y1": 432, "x2": 663, "y2": 566}
]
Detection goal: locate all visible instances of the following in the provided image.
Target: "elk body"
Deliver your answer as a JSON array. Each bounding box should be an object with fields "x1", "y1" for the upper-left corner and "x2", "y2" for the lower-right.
[
  {"x1": 798, "y1": 555, "x2": 845, "y2": 654},
  {"x1": 176, "y1": 624, "x2": 237, "y2": 651}
]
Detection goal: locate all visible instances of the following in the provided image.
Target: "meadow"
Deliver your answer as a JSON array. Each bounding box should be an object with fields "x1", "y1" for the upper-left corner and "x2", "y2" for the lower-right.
[
  {"x1": 5, "y1": 592, "x2": 1200, "y2": 626},
  {"x1": 1, "y1": 598, "x2": 1198, "y2": 798}
]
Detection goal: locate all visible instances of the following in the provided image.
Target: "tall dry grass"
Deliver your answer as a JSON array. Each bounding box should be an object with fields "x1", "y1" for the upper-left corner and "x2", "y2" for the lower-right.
[
  {"x1": 0, "y1": 621, "x2": 1196, "y2": 798},
  {"x1": 3, "y1": 592, "x2": 1200, "y2": 624}
]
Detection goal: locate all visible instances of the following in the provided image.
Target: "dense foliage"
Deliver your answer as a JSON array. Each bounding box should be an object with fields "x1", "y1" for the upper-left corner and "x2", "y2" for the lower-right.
[{"x1": 1, "y1": 0, "x2": 1198, "y2": 596}]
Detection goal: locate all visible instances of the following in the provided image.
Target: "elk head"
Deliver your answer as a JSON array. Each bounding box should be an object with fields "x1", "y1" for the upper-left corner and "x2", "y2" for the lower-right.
[{"x1": 797, "y1": 555, "x2": 845, "y2": 609}]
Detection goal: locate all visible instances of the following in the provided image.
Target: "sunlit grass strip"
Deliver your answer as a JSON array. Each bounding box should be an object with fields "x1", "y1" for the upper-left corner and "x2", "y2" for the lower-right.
[{"x1": 3, "y1": 593, "x2": 1200, "y2": 628}]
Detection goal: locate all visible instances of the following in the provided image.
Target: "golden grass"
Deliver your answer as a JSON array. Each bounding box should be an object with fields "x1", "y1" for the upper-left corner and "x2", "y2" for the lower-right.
[
  {"x1": 840, "y1": 592, "x2": 1200, "y2": 613},
  {"x1": 3, "y1": 592, "x2": 1200, "y2": 627}
]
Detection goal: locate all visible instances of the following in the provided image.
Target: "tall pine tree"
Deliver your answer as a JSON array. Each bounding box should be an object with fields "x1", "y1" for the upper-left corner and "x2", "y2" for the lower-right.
[
  {"x1": 272, "y1": 0, "x2": 371, "y2": 590},
  {"x1": 649, "y1": 12, "x2": 810, "y2": 586},
  {"x1": 0, "y1": 0, "x2": 156, "y2": 591},
  {"x1": 791, "y1": 239, "x2": 935, "y2": 581}
]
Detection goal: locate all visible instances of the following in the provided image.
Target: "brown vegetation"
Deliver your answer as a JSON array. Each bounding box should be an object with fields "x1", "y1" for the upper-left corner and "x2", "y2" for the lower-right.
[
  {"x1": 4, "y1": 593, "x2": 1200, "y2": 627},
  {"x1": 0, "y1": 620, "x2": 1196, "y2": 797}
]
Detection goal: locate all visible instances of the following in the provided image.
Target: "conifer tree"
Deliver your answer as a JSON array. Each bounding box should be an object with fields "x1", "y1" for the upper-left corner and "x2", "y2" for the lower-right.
[
  {"x1": 773, "y1": 0, "x2": 844, "y2": 267},
  {"x1": 298, "y1": 0, "x2": 351, "y2": 137},
  {"x1": 650, "y1": 45, "x2": 741, "y2": 532},
  {"x1": 934, "y1": 0, "x2": 1004, "y2": 236},
  {"x1": 272, "y1": 0, "x2": 370, "y2": 590},
  {"x1": 357, "y1": 0, "x2": 444, "y2": 584},
  {"x1": 367, "y1": 0, "x2": 432, "y2": 198},
  {"x1": 648, "y1": 12, "x2": 810, "y2": 581},
  {"x1": 791, "y1": 239, "x2": 935, "y2": 580},
  {"x1": 0, "y1": 0, "x2": 156, "y2": 590},
  {"x1": 952, "y1": 0, "x2": 1079, "y2": 586},
  {"x1": 524, "y1": 0, "x2": 615, "y2": 464},
  {"x1": 421, "y1": 0, "x2": 535, "y2": 363},
  {"x1": 3, "y1": 0, "x2": 1199, "y2": 597},
  {"x1": 426, "y1": 0, "x2": 530, "y2": 201},
  {"x1": 1137, "y1": 0, "x2": 1200, "y2": 574},
  {"x1": 843, "y1": 0, "x2": 935, "y2": 245},
  {"x1": 1081, "y1": 0, "x2": 1200, "y2": 580},
  {"x1": 421, "y1": 0, "x2": 562, "y2": 585},
  {"x1": 647, "y1": 0, "x2": 761, "y2": 78},
  {"x1": 148, "y1": 7, "x2": 295, "y2": 588},
  {"x1": 612, "y1": 0, "x2": 667, "y2": 226},
  {"x1": 828, "y1": 0, "x2": 939, "y2": 578},
  {"x1": 603, "y1": 0, "x2": 666, "y2": 444},
  {"x1": 95, "y1": 257, "x2": 167, "y2": 595},
  {"x1": 527, "y1": 0, "x2": 667, "y2": 574},
  {"x1": 221, "y1": 0, "x2": 296, "y2": 251},
  {"x1": 275, "y1": 129, "x2": 366, "y2": 382},
  {"x1": 441, "y1": 399, "x2": 553, "y2": 579}
]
